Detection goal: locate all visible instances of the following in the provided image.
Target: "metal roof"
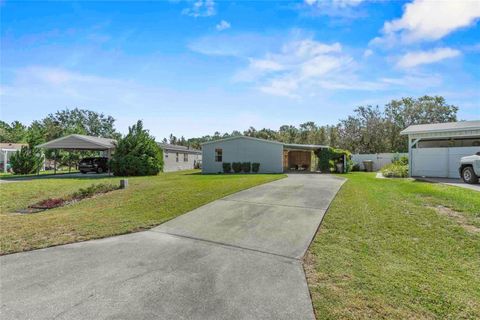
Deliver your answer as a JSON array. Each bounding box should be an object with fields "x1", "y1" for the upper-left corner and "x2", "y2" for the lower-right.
[
  {"x1": 201, "y1": 135, "x2": 283, "y2": 145},
  {"x1": 157, "y1": 143, "x2": 201, "y2": 154},
  {"x1": 37, "y1": 134, "x2": 117, "y2": 150},
  {"x1": 400, "y1": 120, "x2": 480, "y2": 135},
  {"x1": 283, "y1": 143, "x2": 329, "y2": 150},
  {"x1": 0, "y1": 143, "x2": 28, "y2": 150},
  {"x1": 201, "y1": 135, "x2": 329, "y2": 149}
]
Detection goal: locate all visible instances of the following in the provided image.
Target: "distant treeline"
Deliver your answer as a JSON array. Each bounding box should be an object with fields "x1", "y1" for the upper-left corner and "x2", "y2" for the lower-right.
[
  {"x1": 1, "y1": 95, "x2": 458, "y2": 155},
  {"x1": 164, "y1": 95, "x2": 458, "y2": 153}
]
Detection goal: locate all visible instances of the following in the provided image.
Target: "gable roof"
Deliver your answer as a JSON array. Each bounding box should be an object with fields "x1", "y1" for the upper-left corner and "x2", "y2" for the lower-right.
[
  {"x1": 157, "y1": 143, "x2": 201, "y2": 154},
  {"x1": 400, "y1": 120, "x2": 480, "y2": 135},
  {"x1": 0, "y1": 143, "x2": 28, "y2": 150},
  {"x1": 201, "y1": 135, "x2": 329, "y2": 149},
  {"x1": 201, "y1": 135, "x2": 283, "y2": 146},
  {"x1": 37, "y1": 134, "x2": 117, "y2": 150}
]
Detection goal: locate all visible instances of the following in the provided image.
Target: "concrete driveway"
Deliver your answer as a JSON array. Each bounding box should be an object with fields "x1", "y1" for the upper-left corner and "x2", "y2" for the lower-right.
[{"x1": 0, "y1": 174, "x2": 345, "y2": 320}]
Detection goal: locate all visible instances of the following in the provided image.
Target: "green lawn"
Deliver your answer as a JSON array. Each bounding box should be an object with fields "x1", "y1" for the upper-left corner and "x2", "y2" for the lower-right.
[
  {"x1": 0, "y1": 169, "x2": 79, "y2": 179},
  {"x1": 306, "y1": 173, "x2": 480, "y2": 320},
  {"x1": 0, "y1": 170, "x2": 284, "y2": 254}
]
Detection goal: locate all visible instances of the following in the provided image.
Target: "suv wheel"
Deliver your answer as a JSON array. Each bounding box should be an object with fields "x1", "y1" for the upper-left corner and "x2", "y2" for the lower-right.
[
  {"x1": 462, "y1": 166, "x2": 478, "y2": 184},
  {"x1": 97, "y1": 167, "x2": 104, "y2": 174}
]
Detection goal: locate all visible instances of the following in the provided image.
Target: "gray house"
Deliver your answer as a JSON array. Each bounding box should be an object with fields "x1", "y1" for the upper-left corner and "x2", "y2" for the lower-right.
[
  {"x1": 158, "y1": 143, "x2": 202, "y2": 172},
  {"x1": 202, "y1": 136, "x2": 328, "y2": 174}
]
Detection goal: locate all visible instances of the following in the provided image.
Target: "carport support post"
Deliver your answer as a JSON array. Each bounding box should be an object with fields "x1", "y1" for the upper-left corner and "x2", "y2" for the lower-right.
[{"x1": 408, "y1": 137, "x2": 420, "y2": 177}]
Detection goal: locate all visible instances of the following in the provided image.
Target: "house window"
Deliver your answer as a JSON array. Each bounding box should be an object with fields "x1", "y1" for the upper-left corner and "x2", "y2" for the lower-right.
[
  {"x1": 215, "y1": 148, "x2": 222, "y2": 162},
  {"x1": 176, "y1": 152, "x2": 179, "y2": 162},
  {"x1": 184, "y1": 153, "x2": 188, "y2": 162}
]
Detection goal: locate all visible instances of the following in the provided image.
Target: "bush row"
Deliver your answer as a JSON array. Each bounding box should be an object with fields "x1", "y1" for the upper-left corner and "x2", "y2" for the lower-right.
[{"x1": 222, "y1": 162, "x2": 260, "y2": 173}]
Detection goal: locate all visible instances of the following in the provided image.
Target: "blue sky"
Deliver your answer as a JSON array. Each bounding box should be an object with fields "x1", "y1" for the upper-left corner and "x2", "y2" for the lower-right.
[{"x1": 1, "y1": 0, "x2": 479, "y2": 140}]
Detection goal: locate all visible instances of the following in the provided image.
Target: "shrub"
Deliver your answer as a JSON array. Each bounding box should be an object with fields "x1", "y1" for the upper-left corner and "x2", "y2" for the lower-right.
[
  {"x1": 316, "y1": 147, "x2": 352, "y2": 173},
  {"x1": 110, "y1": 120, "x2": 163, "y2": 176},
  {"x1": 242, "y1": 162, "x2": 251, "y2": 173},
  {"x1": 222, "y1": 162, "x2": 231, "y2": 173},
  {"x1": 352, "y1": 163, "x2": 361, "y2": 171},
  {"x1": 232, "y1": 162, "x2": 242, "y2": 173},
  {"x1": 252, "y1": 163, "x2": 260, "y2": 173},
  {"x1": 10, "y1": 146, "x2": 43, "y2": 174},
  {"x1": 72, "y1": 183, "x2": 118, "y2": 199},
  {"x1": 381, "y1": 163, "x2": 408, "y2": 178},
  {"x1": 394, "y1": 155, "x2": 409, "y2": 166}
]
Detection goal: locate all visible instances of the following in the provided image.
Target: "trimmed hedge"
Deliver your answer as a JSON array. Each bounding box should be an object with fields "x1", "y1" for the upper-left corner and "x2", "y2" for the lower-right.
[
  {"x1": 222, "y1": 162, "x2": 231, "y2": 173},
  {"x1": 242, "y1": 162, "x2": 251, "y2": 173},
  {"x1": 252, "y1": 163, "x2": 260, "y2": 173},
  {"x1": 232, "y1": 162, "x2": 242, "y2": 173}
]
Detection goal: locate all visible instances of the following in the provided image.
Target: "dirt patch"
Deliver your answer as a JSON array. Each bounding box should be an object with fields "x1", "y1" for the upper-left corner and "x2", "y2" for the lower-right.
[
  {"x1": 429, "y1": 205, "x2": 480, "y2": 233},
  {"x1": 303, "y1": 250, "x2": 320, "y2": 284}
]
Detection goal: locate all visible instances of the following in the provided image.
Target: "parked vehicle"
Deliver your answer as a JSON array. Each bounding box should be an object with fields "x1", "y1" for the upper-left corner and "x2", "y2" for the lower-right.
[
  {"x1": 79, "y1": 157, "x2": 109, "y2": 174},
  {"x1": 459, "y1": 152, "x2": 480, "y2": 184}
]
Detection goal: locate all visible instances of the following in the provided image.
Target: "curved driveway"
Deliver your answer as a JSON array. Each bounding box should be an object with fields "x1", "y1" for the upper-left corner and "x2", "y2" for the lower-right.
[{"x1": 1, "y1": 174, "x2": 345, "y2": 320}]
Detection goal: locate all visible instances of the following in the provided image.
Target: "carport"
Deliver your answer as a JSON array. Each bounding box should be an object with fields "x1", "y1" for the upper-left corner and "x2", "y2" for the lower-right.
[
  {"x1": 37, "y1": 134, "x2": 117, "y2": 173},
  {"x1": 283, "y1": 143, "x2": 329, "y2": 172},
  {"x1": 401, "y1": 121, "x2": 480, "y2": 178}
]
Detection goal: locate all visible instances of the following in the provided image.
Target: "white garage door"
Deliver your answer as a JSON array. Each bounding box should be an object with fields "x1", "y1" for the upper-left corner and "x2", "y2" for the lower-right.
[{"x1": 412, "y1": 147, "x2": 480, "y2": 178}]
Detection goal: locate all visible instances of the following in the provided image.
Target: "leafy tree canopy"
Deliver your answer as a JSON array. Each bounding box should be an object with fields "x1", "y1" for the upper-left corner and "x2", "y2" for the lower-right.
[{"x1": 110, "y1": 120, "x2": 163, "y2": 176}]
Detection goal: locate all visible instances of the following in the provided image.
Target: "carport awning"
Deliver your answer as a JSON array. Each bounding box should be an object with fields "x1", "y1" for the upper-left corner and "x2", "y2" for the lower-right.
[
  {"x1": 283, "y1": 143, "x2": 329, "y2": 151},
  {"x1": 37, "y1": 134, "x2": 117, "y2": 150}
]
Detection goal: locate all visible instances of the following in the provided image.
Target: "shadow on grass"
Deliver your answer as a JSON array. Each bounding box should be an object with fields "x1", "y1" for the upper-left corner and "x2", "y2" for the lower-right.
[{"x1": 0, "y1": 172, "x2": 115, "y2": 181}]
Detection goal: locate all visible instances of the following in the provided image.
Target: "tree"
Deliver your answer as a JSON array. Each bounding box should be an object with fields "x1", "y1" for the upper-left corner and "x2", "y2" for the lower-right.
[
  {"x1": 0, "y1": 121, "x2": 28, "y2": 143},
  {"x1": 338, "y1": 106, "x2": 388, "y2": 153},
  {"x1": 42, "y1": 108, "x2": 120, "y2": 140},
  {"x1": 110, "y1": 120, "x2": 163, "y2": 176},
  {"x1": 384, "y1": 96, "x2": 458, "y2": 152},
  {"x1": 9, "y1": 146, "x2": 43, "y2": 174}
]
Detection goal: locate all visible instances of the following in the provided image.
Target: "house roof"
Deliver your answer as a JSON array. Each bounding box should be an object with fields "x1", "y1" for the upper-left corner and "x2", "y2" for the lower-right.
[
  {"x1": 37, "y1": 134, "x2": 117, "y2": 150},
  {"x1": 0, "y1": 143, "x2": 28, "y2": 150},
  {"x1": 157, "y1": 143, "x2": 201, "y2": 154},
  {"x1": 400, "y1": 120, "x2": 480, "y2": 135},
  {"x1": 201, "y1": 135, "x2": 283, "y2": 146},
  {"x1": 201, "y1": 135, "x2": 329, "y2": 150}
]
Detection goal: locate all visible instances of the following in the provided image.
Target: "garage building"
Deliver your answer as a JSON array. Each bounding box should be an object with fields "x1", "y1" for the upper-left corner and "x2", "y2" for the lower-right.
[{"x1": 401, "y1": 121, "x2": 480, "y2": 178}]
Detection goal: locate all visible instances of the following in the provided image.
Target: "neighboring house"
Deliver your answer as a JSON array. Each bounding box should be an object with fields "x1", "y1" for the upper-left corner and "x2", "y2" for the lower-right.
[
  {"x1": 157, "y1": 143, "x2": 202, "y2": 172},
  {"x1": 201, "y1": 136, "x2": 328, "y2": 174},
  {"x1": 401, "y1": 120, "x2": 480, "y2": 178},
  {"x1": 0, "y1": 143, "x2": 28, "y2": 173}
]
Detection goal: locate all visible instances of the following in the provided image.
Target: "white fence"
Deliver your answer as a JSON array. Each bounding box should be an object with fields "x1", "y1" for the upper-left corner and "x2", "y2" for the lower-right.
[{"x1": 352, "y1": 153, "x2": 408, "y2": 171}]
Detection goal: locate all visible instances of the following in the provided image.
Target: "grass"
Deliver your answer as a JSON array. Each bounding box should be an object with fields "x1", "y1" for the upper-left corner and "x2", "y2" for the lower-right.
[
  {"x1": 0, "y1": 169, "x2": 79, "y2": 179},
  {"x1": 306, "y1": 172, "x2": 480, "y2": 320},
  {"x1": 0, "y1": 170, "x2": 284, "y2": 254}
]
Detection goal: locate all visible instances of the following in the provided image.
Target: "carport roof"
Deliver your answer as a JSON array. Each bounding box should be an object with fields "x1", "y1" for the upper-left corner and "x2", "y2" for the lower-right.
[
  {"x1": 283, "y1": 143, "x2": 329, "y2": 150},
  {"x1": 400, "y1": 120, "x2": 480, "y2": 135},
  {"x1": 37, "y1": 134, "x2": 117, "y2": 150}
]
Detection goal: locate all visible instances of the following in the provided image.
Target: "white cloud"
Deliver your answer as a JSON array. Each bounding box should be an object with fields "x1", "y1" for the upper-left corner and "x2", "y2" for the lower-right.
[
  {"x1": 216, "y1": 20, "x2": 231, "y2": 31},
  {"x1": 182, "y1": 0, "x2": 216, "y2": 17},
  {"x1": 374, "y1": 0, "x2": 480, "y2": 44},
  {"x1": 235, "y1": 38, "x2": 355, "y2": 97},
  {"x1": 363, "y1": 49, "x2": 373, "y2": 58},
  {"x1": 396, "y1": 47, "x2": 461, "y2": 68}
]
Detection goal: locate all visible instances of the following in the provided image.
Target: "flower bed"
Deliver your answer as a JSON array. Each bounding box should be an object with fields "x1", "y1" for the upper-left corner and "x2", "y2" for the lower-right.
[{"x1": 22, "y1": 183, "x2": 119, "y2": 214}]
